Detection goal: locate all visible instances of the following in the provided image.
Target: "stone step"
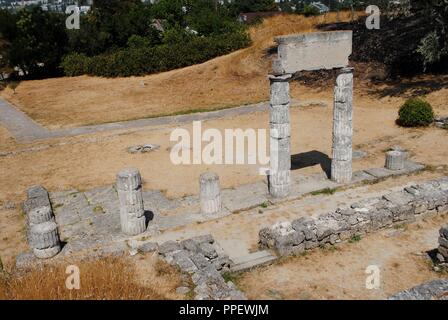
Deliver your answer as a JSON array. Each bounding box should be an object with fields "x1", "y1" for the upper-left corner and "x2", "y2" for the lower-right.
[{"x1": 230, "y1": 250, "x2": 277, "y2": 273}]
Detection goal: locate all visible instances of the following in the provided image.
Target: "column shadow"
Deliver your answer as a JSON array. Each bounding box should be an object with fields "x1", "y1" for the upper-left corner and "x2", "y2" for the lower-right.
[{"x1": 291, "y1": 150, "x2": 331, "y2": 178}]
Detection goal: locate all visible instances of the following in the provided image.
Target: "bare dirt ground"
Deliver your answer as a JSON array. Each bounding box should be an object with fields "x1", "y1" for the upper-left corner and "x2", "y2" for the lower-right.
[{"x1": 237, "y1": 215, "x2": 447, "y2": 300}]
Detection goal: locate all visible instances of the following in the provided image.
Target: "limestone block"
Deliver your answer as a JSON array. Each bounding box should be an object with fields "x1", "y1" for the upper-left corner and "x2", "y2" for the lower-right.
[
  {"x1": 269, "y1": 104, "x2": 290, "y2": 124},
  {"x1": 116, "y1": 168, "x2": 142, "y2": 191},
  {"x1": 269, "y1": 74, "x2": 292, "y2": 105},
  {"x1": 199, "y1": 172, "x2": 221, "y2": 215},
  {"x1": 274, "y1": 31, "x2": 352, "y2": 73},
  {"x1": 27, "y1": 185, "x2": 49, "y2": 199}
]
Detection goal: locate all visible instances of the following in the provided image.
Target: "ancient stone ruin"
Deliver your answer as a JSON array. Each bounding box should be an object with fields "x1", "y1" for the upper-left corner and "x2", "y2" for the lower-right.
[
  {"x1": 438, "y1": 225, "x2": 448, "y2": 264},
  {"x1": 260, "y1": 177, "x2": 448, "y2": 257},
  {"x1": 268, "y1": 31, "x2": 354, "y2": 198},
  {"x1": 15, "y1": 30, "x2": 445, "y2": 301}
]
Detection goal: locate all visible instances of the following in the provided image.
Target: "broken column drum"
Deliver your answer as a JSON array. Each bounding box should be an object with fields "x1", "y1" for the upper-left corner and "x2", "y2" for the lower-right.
[
  {"x1": 268, "y1": 73, "x2": 292, "y2": 198},
  {"x1": 331, "y1": 67, "x2": 354, "y2": 184},
  {"x1": 385, "y1": 150, "x2": 405, "y2": 171},
  {"x1": 200, "y1": 172, "x2": 222, "y2": 215},
  {"x1": 116, "y1": 168, "x2": 146, "y2": 236},
  {"x1": 24, "y1": 185, "x2": 61, "y2": 259}
]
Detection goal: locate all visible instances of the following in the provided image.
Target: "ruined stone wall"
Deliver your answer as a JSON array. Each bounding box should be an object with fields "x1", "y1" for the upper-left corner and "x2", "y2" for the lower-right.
[{"x1": 259, "y1": 177, "x2": 448, "y2": 257}]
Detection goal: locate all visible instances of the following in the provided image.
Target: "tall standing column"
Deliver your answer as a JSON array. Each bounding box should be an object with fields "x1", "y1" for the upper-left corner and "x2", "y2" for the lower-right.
[
  {"x1": 331, "y1": 67, "x2": 354, "y2": 184},
  {"x1": 268, "y1": 73, "x2": 292, "y2": 198},
  {"x1": 116, "y1": 168, "x2": 147, "y2": 236}
]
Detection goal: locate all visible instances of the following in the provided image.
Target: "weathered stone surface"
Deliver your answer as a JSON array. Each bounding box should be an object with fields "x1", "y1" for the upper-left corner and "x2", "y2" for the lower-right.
[
  {"x1": 331, "y1": 68, "x2": 353, "y2": 184},
  {"x1": 274, "y1": 31, "x2": 352, "y2": 73},
  {"x1": 138, "y1": 242, "x2": 158, "y2": 253},
  {"x1": 158, "y1": 240, "x2": 181, "y2": 255},
  {"x1": 23, "y1": 197, "x2": 53, "y2": 225},
  {"x1": 199, "y1": 172, "x2": 221, "y2": 216},
  {"x1": 389, "y1": 279, "x2": 448, "y2": 300},
  {"x1": 155, "y1": 234, "x2": 246, "y2": 300},
  {"x1": 117, "y1": 168, "x2": 146, "y2": 236},
  {"x1": 269, "y1": 74, "x2": 291, "y2": 105},
  {"x1": 33, "y1": 245, "x2": 61, "y2": 259},
  {"x1": 29, "y1": 221, "x2": 60, "y2": 250},
  {"x1": 260, "y1": 176, "x2": 448, "y2": 258},
  {"x1": 269, "y1": 73, "x2": 291, "y2": 199},
  {"x1": 116, "y1": 168, "x2": 141, "y2": 191},
  {"x1": 198, "y1": 242, "x2": 218, "y2": 260},
  {"x1": 385, "y1": 150, "x2": 405, "y2": 170},
  {"x1": 27, "y1": 185, "x2": 49, "y2": 199}
]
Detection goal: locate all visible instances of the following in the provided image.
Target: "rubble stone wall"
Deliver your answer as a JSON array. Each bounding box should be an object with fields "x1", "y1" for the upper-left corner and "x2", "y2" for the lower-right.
[{"x1": 259, "y1": 177, "x2": 448, "y2": 257}]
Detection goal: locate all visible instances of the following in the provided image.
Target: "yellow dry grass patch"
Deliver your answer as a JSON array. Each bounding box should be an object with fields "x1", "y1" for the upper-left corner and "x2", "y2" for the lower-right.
[
  {"x1": 1, "y1": 12, "x2": 356, "y2": 129},
  {"x1": 0, "y1": 255, "x2": 183, "y2": 300}
]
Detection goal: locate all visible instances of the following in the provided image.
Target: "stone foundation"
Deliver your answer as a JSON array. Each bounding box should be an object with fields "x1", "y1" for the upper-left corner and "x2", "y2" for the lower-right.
[
  {"x1": 259, "y1": 176, "x2": 448, "y2": 257},
  {"x1": 156, "y1": 235, "x2": 246, "y2": 300}
]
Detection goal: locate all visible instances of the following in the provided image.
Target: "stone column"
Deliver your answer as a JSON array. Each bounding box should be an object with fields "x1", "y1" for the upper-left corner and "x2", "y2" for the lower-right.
[
  {"x1": 385, "y1": 150, "x2": 405, "y2": 170},
  {"x1": 24, "y1": 185, "x2": 61, "y2": 259},
  {"x1": 331, "y1": 67, "x2": 354, "y2": 183},
  {"x1": 200, "y1": 172, "x2": 221, "y2": 215},
  {"x1": 437, "y1": 225, "x2": 448, "y2": 264},
  {"x1": 268, "y1": 73, "x2": 292, "y2": 198},
  {"x1": 116, "y1": 168, "x2": 146, "y2": 236}
]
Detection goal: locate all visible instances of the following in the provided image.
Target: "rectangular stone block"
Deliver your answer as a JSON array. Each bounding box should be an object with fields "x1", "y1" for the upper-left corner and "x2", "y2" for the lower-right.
[{"x1": 274, "y1": 31, "x2": 352, "y2": 73}]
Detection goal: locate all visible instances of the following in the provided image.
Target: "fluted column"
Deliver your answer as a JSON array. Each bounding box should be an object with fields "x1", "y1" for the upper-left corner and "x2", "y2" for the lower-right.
[
  {"x1": 331, "y1": 67, "x2": 354, "y2": 183},
  {"x1": 199, "y1": 172, "x2": 221, "y2": 215},
  {"x1": 116, "y1": 168, "x2": 146, "y2": 236},
  {"x1": 268, "y1": 73, "x2": 292, "y2": 198}
]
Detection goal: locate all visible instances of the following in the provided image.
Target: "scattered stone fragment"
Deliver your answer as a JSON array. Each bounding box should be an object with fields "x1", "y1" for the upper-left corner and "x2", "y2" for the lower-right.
[
  {"x1": 127, "y1": 144, "x2": 160, "y2": 154},
  {"x1": 389, "y1": 279, "x2": 448, "y2": 300},
  {"x1": 352, "y1": 150, "x2": 368, "y2": 160}
]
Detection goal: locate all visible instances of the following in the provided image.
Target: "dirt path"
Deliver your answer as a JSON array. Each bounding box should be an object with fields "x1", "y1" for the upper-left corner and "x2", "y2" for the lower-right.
[{"x1": 237, "y1": 214, "x2": 448, "y2": 300}]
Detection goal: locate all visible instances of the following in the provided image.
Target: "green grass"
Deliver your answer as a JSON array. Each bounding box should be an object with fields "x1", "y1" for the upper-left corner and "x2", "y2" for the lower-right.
[
  {"x1": 310, "y1": 188, "x2": 337, "y2": 196},
  {"x1": 93, "y1": 205, "x2": 105, "y2": 214},
  {"x1": 260, "y1": 202, "x2": 269, "y2": 209},
  {"x1": 349, "y1": 234, "x2": 362, "y2": 243},
  {"x1": 222, "y1": 272, "x2": 240, "y2": 283}
]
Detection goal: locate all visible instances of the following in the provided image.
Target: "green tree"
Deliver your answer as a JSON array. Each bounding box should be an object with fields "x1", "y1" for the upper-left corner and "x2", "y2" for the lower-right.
[{"x1": 8, "y1": 7, "x2": 67, "y2": 78}]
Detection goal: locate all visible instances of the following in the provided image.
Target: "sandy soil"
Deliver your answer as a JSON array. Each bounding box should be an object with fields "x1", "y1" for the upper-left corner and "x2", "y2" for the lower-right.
[{"x1": 237, "y1": 215, "x2": 448, "y2": 300}]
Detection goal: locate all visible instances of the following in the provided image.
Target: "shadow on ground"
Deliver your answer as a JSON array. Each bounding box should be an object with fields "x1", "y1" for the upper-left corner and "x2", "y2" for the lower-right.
[{"x1": 291, "y1": 150, "x2": 331, "y2": 178}]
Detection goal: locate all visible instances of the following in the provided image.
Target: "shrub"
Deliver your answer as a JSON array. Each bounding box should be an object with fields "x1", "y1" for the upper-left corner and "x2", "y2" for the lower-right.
[
  {"x1": 302, "y1": 4, "x2": 320, "y2": 17},
  {"x1": 60, "y1": 53, "x2": 92, "y2": 77},
  {"x1": 61, "y1": 31, "x2": 251, "y2": 77},
  {"x1": 397, "y1": 98, "x2": 435, "y2": 127}
]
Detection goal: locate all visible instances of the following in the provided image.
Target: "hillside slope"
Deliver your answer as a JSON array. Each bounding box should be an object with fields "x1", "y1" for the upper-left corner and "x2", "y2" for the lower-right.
[{"x1": 1, "y1": 12, "x2": 355, "y2": 129}]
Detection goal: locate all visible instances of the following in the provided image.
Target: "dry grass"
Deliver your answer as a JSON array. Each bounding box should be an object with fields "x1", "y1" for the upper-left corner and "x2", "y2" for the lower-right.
[
  {"x1": 0, "y1": 255, "x2": 183, "y2": 300},
  {"x1": 0, "y1": 12, "x2": 356, "y2": 129}
]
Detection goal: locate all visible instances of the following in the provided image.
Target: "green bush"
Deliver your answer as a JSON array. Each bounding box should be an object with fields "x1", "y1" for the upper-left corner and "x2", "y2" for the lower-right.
[
  {"x1": 60, "y1": 53, "x2": 92, "y2": 77},
  {"x1": 303, "y1": 4, "x2": 320, "y2": 17},
  {"x1": 397, "y1": 98, "x2": 435, "y2": 127},
  {"x1": 61, "y1": 31, "x2": 251, "y2": 77}
]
